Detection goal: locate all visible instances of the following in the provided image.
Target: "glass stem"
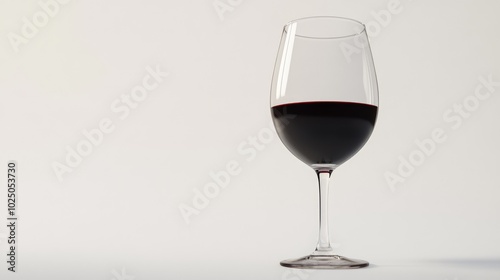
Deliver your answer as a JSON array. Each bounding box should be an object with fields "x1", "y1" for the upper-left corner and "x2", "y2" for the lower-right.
[{"x1": 315, "y1": 169, "x2": 334, "y2": 255}]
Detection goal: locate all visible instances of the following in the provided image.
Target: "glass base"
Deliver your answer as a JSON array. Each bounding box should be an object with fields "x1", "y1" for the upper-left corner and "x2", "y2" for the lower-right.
[{"x1": 280, "y1": 254, "x2": 369, "y2": 269}]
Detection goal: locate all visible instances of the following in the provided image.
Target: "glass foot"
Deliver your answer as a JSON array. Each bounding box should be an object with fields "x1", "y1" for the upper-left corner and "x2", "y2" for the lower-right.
[{"x1": 280, "y1": 254, "x2": 369, "y2": 269}]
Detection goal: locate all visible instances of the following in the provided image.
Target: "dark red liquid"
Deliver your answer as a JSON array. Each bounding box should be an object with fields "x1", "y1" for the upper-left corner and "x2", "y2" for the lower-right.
[{"x1": 272, "y1": 101, "x2": 377, "y2": 166}]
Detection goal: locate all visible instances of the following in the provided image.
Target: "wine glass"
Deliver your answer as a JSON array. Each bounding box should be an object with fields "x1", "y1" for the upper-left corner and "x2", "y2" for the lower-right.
[{"x1": 270, "y1": 16, "x2": 378, "y2": 269}]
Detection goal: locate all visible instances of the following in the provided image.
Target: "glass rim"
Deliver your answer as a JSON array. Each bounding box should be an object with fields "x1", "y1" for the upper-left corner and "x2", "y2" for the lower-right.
[{"x1": 284, "y1": 16, "x2": 366, "y2": 40}]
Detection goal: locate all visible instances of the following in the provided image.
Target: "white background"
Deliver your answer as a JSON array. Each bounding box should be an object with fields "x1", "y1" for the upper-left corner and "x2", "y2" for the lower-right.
[{"x1": 1, "y1": 0, "x2": 499, "y2": 279}]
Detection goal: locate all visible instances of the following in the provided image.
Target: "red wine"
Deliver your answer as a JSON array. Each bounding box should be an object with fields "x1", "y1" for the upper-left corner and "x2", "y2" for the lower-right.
[{"x1": 272, "y1": 101, "x2": 377, "y2": 166}]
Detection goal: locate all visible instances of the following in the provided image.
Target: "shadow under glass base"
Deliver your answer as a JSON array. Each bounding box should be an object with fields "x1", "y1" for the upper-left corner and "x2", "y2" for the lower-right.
[{"x1": 280, "y1": 254, "x2": 369, "y2": 269}]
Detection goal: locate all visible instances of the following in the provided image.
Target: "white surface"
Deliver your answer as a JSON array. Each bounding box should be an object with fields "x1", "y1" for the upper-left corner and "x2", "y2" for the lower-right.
[{"x1": 0, "y1": 0, "x2": 499, "y2": 279}]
